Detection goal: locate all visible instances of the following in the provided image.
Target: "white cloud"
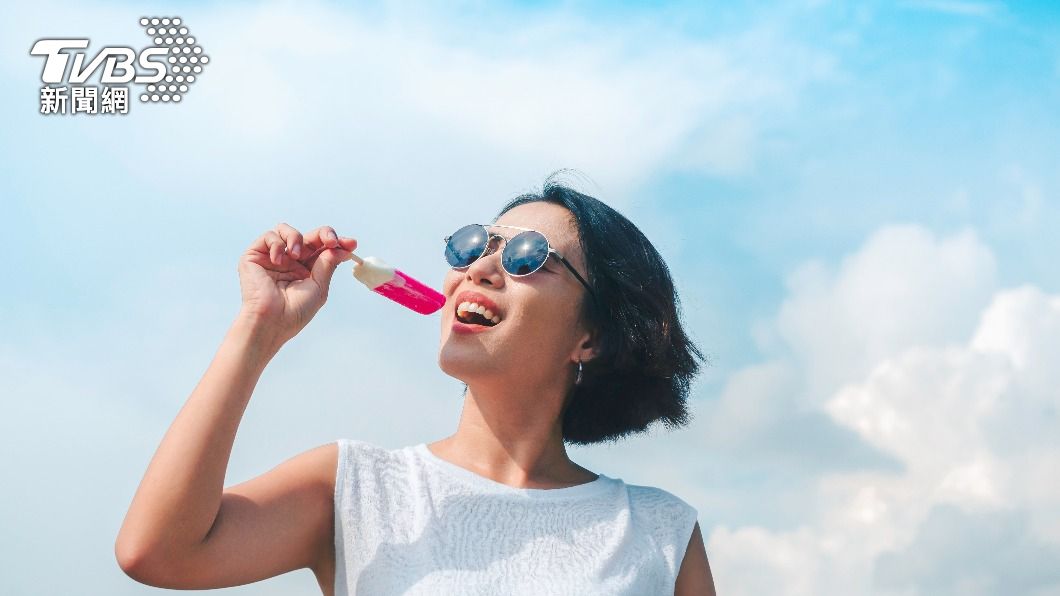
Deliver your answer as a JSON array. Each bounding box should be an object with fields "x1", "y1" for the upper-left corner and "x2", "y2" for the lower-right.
[
  {"x1": 874, "y1": 505, "x2": 1060, "y2": 595},
  {"x1": 3, "y1": 0, "x2": 834, "y2": 206},
  {"x1": 775, "y1": 224, "x2": 997, "y2": 402},
  {"x1": 705, "y1": 227, "x2": 1060, "y2": 595},
  {"x1": 706, "y1": 525, "x2": 825, "y2": 596},
  {"x1": 972, "y1": 285, "x2": 1060, "y2": 387}
]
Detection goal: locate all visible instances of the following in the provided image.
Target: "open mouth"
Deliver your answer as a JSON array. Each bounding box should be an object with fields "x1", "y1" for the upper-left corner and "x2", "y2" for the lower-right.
[{"x1": 456, "y1": 301, "x2": 502, "y2": 327}]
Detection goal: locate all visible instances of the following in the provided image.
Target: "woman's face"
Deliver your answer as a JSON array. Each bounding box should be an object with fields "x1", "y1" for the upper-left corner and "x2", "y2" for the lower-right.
[{"x1": 437, "y1": 201, "x2": 594, "y2": 389}]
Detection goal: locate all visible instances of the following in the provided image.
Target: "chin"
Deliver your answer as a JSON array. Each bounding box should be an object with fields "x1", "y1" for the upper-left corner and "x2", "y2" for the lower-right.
[{"x1": 437, "y1": 341, "x2": 494, "y2": 381}]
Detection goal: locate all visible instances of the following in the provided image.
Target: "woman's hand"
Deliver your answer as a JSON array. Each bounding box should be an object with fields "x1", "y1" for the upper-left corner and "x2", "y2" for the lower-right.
[{"x1": 237, "y1": 223, "x2": 358, "y2": 346}]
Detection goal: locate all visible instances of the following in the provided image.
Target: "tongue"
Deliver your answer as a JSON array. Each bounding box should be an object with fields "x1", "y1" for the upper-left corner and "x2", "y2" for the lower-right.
[{"x1": 463, "y1": 311, "x2": 493, "y2": 326}]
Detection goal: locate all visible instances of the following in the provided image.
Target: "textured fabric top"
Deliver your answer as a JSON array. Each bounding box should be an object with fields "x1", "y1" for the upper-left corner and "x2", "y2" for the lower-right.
[{"x1": 333, "y1": 438, "x2": 699, "y2": 595}]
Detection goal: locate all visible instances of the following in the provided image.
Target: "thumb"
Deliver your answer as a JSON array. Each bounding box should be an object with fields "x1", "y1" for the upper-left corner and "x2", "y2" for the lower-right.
[{"x1": 310, "y1": 247, "x2": 351, "y2": 289}]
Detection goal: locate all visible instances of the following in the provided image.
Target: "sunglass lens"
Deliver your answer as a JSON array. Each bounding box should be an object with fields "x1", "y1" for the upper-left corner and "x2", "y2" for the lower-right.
[
  {"x1": 502, "y1": 231, "x2": 549, "y2": 276},
  {"x1": 445, "y1": 224, "x2": 488, "y2": 268}
]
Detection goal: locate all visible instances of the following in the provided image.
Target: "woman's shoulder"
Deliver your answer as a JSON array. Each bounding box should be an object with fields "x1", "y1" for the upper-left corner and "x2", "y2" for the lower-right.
[
  {"x1": 334, "y1": 438, "x2": 411, "y2": 470},
  {"x1": 623, "y1": 481, "x2": 699, "y2": 528},
  {"x1": 622, "y1": 481, "x2": 701, "y2": 576},
  {"x1": 334, "y1": 438, "x2": 391, "y2": 456},
  {"x1": 333, "y1": 438, "x2": 425, "y2": 484},
  {"x1": 625, "y1": 481, "x2": 696, "y2": 508}
]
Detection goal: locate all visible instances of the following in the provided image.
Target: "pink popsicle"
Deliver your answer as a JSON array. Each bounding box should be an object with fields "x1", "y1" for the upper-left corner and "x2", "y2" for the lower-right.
[{"x1": 351, "y1": 254, "x2": 446, "y2": 315}]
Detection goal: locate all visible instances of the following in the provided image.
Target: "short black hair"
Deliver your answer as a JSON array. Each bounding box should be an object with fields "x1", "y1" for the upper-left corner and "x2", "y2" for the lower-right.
[{"x1": 495, "y1": 171, "x2": 707, "y2": 445}]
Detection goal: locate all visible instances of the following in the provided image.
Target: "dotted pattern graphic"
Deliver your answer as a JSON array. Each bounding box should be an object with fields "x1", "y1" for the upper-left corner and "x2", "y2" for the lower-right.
[{"x1": 137, "y1": 17, "x2": 208, "y2": 103}]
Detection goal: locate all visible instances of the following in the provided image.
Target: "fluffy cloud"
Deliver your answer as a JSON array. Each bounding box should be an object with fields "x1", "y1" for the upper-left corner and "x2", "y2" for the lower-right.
[
  {"x1": 705, "y1": 226, "x2": 1060, "y2": 596},
  {"x1": 874, "y1": 505, "x2": 1060, "y2": 596},
  {"x1": 695, "y1": 359, "x2": 901, "y2": 473},
  {"x1": 775, "y1": 224, "x2": 997, "y2": 401},
  {"x1": 187, "y1": 1, "x2": 833, "y2": 189},
  {"x1": 2, "y1": 0, "x2": 835, "y2": 215}
]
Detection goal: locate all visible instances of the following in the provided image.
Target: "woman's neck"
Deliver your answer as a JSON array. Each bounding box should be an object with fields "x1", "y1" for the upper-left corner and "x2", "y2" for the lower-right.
[{"x1": 428, "y1": 384, "x2": 596, "y2": 488}]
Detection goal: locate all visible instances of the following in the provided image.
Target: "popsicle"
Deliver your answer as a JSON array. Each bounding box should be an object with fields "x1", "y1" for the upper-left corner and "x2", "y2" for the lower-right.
[{"x1": 350, "y1": 253, "x2": 446, "y2": 315}]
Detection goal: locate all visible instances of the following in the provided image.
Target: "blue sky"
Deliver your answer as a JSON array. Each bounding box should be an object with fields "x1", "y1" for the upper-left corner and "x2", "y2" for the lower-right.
[{"x1": 3, "y1": 1, "x2": 1060, "y2": 594}]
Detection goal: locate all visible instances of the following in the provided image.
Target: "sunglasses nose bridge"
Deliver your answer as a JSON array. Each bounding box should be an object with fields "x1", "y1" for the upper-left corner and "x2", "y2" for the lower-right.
[
  {"x1": 458, "y1": 233, "x2": 506, "y2": 280},
  {"x1": 483, "y1": 233, "x2": 506, "y2": 258}
]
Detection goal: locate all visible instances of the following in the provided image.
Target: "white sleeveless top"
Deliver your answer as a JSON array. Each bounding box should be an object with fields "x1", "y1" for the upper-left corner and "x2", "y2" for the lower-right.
[{"x1": 333, "y1": 439, "x2": 699, "y2": 595}]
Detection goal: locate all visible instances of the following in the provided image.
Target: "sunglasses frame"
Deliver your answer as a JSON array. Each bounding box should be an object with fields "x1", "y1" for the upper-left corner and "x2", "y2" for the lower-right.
[{"x1": 444, "y1": 223, "x2": 598, "y2": 302}]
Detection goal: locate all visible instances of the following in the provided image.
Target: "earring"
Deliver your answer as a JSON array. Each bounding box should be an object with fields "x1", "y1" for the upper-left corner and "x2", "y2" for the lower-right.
[{"x1": 575, "y1": 359, "x2": 583, "y2": 385}]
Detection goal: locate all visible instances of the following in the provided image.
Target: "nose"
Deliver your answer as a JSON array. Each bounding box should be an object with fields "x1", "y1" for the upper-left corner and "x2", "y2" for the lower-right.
[{"x1": 465, "y1": 238, "x2": 506, "y2": 288}]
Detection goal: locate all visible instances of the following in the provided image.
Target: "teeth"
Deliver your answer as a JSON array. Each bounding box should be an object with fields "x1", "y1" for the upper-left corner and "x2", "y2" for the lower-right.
[{"x1": 456, "y1": 300, "x2": 503, "y2": 324}]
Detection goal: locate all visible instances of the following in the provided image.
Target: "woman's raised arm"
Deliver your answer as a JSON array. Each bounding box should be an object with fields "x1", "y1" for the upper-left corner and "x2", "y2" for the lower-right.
[{"x1": 114, "y1": 224, "x2": 356, "y2": 591}]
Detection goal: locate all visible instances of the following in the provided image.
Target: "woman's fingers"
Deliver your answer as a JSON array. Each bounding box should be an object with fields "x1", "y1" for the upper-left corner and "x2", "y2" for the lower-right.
[
  {"x1": 247, "y1": 230, "x2": 287, "y2": 266},
  {"x1": 304, "y1": 226, "x2": 340, "y2": 253},
  {"x1": 337, "y1": 236, "x2": 357, "y2": 252},
  {"x1": 245, "y1": 228, "x2": 310, "y2": 275},
  {"x1": 263, "y1": 231, "x2": 286, "y2": 266},
  {"x1": 301, "y1": 227, "x2": 357, "y2": 268},
  {"x1": 244, "y1": 250, "x2": 311, "y2": 277},
  {"x1": 275, "y1": 222, "x2": 304, "y2": 259},
  {"x1": 249, "y1": 224, "x2": 355, "y2": 272}
]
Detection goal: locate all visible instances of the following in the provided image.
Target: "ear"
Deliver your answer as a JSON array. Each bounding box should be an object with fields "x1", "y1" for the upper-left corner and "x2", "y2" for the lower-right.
[{"x1": 572, "y1": 329, "x2": 599, "y2": 364}]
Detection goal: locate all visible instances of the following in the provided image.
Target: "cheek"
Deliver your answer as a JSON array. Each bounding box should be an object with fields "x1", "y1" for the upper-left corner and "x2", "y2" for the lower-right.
[
  {"x1": 441, "y1": 270, "x2": 461, "y2": 295},
  {"x1": 517, "y1": 294, "x2": 582, "y2": 341},
  {"x1": 438, "y1": 272, "x2": 461, "y2": 322}
]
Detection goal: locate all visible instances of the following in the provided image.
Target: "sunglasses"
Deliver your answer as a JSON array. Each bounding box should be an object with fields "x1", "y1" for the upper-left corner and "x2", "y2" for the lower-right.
[{"x1": 444, "y1": 223, "x2": 597, "y2": 300}]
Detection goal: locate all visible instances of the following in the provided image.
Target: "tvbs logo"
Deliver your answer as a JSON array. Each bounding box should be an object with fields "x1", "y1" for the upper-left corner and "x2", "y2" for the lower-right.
[
  {"x1": 30, "y1": 39, "x2": 168, "y2": 84},
  {"x1": 30, "y1": 16, "x2": 209, "y2": 115}
]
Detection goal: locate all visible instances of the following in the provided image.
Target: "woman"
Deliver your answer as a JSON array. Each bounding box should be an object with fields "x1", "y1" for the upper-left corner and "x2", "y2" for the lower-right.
[{"x1": 115, "y1": 175, "x2": 716, "y2": 595}]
